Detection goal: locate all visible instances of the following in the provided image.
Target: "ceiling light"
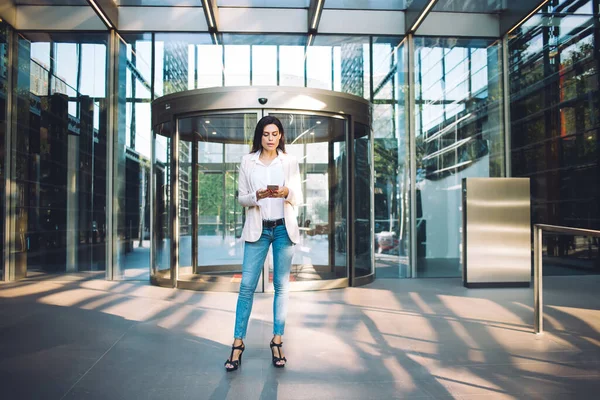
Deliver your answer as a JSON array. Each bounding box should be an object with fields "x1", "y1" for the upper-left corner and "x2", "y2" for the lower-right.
[
  {"x1": 506, "y1": 0, "x2": 550, "y2": 36},
  {"x1": 203, "y1": 0, "x2": 215, "y2": 29},
  {"x1": 316, "y1": 121, "x2": 322, "y2": 124},
  {"x1": 212, "y1": 131, "x2": 217, "y2": 135},
  {"x1": 410, "y1": 0, "x2": 438, "y2": 33},
  {"x1": 205, "y1": 120, "x2": 210, "y2": 124},
  {"x1": 310, "y1": 131, "x2": 314, "y2": 135},
  {"x1": 87, "y1": 0, "x2": 113, "y2": 29},
  {"x1": 311, "y1": 0, "x2": 324, "y2": 30}
]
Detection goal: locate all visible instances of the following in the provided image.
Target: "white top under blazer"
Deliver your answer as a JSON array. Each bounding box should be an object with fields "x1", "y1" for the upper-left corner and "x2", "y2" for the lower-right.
[
  {"x1": 249, "y1": 151, "x2": 285, "y2": 220},
  {"x1": 237, "y1": 150, "x2": 303, "y2": 244}
]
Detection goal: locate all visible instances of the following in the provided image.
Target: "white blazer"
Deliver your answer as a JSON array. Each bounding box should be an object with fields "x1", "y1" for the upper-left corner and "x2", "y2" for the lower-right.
[{"x1": 238, "y1": 151, "x2": 303, "y2": 244}]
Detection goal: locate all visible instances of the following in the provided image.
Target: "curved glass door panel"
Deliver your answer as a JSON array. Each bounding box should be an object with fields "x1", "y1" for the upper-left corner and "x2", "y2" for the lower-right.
[
  {"x1": 177, "y1": 112, "x2": 258, "y2": 290},
  {"x1": 152, "y1": 124, "x2": 172, "y2": 282},
  {"x1": 266, "y1": 112, "x2": 348, "y2": 290},
  {"x1": 178, "y1": 135, "x2": 193, "y2": 278},
  {"x1": 353, "y1": 122, "x2": 374, "y2": 280}
]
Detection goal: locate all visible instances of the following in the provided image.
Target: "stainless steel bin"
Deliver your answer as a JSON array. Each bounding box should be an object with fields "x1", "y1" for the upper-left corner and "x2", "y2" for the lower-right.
[{"x1": 462, "y1": 178, "x2": 531, "y2": 288}]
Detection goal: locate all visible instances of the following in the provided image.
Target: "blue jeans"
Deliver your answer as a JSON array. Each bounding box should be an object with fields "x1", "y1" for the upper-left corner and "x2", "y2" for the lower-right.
[{"x1": 233, "y1": 224, "x2": 294, "y2": 339}]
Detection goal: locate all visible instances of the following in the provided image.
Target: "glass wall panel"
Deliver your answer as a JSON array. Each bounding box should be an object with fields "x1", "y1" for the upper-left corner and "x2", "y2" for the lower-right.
[
  {"x1": 225, "y1": 45, "x2": 250, "y2": 86},
  {"x1": 154, "y1": 34, "x2": 213, "y2": 97},
  {"x1": 279, "y1": 46, "x2": 305, "y2": 87},
  {"x1": 198, "y1": 44, "x2": 224, "y2": 88},
  {"x1": 353, "y1": 122, "x2": 373, "y2": 278},
  {"x1": 414, "y1": 37, "x2": 504, "y2": 278},
  {"x1": 152, "y1": 126, "x2": 171, "y2": 280},
  {"x1": 154, "y1": 34, "x2": 372, "y2": 101},
  {"x1": 509, "y1": 0, "x2": 599, "y2": 274},
  {"x1": 313, "y1": 36, "x2": 371, "y2": 99},
  {"x1": 114, "y1": 34, "x2": 153, "y2": 281},
  {"x1": 11, "y1": 33, "x2": 108, "y2": 277},
  {"x1": 307, "y1": 46, "x2": 333, "y2": 89},
  {"x1": 252, "y1": 45, "x2": 277, "y2": 86},
  {"x1": 371, "y1": 37, "x2": 409, "y2": 278},
  {"x1": 0, "y1": 22, "x2": 8, "y2": 279}
]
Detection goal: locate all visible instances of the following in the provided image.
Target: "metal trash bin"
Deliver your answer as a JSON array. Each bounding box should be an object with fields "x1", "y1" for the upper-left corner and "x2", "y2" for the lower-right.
[{"x1": 461, "y1": 178, "x2": 531, "y2": 288}]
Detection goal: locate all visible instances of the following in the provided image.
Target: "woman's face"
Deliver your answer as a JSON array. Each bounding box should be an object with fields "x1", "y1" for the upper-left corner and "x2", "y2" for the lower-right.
[{"x1": 261, "y1": 123, "x2": 281, "y2": 152}]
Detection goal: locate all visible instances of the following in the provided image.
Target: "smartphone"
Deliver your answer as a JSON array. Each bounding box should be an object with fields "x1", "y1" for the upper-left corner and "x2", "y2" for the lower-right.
[{"x1": 267, "y1": 185, "x2": 279, "y2": 191}]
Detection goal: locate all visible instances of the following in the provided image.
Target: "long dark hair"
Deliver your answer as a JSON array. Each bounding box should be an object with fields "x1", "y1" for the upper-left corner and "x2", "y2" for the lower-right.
[{"x1": 250, "y1": 115, "x2": 286, "y2": 154}]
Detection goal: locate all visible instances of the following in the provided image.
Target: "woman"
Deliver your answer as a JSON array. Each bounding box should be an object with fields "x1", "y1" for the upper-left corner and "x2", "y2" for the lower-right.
[{"x1": 224, "y1": 115, "x2": 302, "y2": 372}]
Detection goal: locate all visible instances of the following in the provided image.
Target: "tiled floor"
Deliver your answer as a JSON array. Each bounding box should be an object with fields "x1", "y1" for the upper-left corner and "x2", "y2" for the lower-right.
[{"x1": 1, "y1": 275, "x2": 599, "y2": 399}]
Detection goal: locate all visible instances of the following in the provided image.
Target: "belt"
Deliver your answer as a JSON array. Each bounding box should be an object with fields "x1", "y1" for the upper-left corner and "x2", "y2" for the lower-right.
[{"x1": 263, "y1": 218, "x2": 285, "y2": 228}]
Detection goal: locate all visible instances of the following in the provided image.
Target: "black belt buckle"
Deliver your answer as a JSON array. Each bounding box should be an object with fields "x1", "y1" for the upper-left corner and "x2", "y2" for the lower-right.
[{"x1": 263, "y1": 218, "x2": 284, "y2": 228}]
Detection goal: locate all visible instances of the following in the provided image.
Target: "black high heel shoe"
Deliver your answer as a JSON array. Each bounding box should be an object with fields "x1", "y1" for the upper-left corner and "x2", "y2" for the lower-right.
[
  {"x1": 224, "y1": 342, "x2": 245, "y2": 372},
  {"x1": 270, "y1": 339, "x2": 287, "y2": 368}
]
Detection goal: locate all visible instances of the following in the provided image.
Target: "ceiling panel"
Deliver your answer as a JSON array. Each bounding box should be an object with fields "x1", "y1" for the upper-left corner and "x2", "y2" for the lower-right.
[
  {"x1": 115, "y1": 1, "x2": 202, "y2": 5},
  {"x1": 217, "y1": 0, "x2": 309, "y2": 7},
  {"x1": 324, "y1": 0, "x2": 407, "y2": 10},
  {"x1": 15, "y1": 0, "x2": 90, "y2": 5},
  {"x1": 433, "y1": 0, "x2": 506, "y2": 13},
  {"x1": 115, "y1": 0, "x2": 202, "y2": 7}
]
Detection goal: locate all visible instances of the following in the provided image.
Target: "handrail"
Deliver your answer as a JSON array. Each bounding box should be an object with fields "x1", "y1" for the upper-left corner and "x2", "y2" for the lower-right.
[{"x1": 533, "y1": 224, "x2": 600, "y2": 334}]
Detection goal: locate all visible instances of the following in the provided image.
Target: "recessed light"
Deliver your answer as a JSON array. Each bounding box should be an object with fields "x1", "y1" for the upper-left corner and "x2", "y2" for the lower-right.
[
  {"x1": 316, "y1": 121, "x2": 322, "y2": 124},
  {"x1": 205, "y1": 120, "x2": 210, "y2": 124},
  {"x1": 212, "y1": 131, "x2": 217, "y2": 135}
]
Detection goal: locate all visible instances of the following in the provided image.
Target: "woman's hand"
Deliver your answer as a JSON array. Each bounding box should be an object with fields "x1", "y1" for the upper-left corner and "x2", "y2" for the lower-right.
[
  {"x1": 257, "y1": 187, "x2": 289, "y2": 200},
  {"x1": 256, "y1": 188, "x2": 271, "y2": 201},
  {"x1": 270, "y1": 186, "x2": 289, "y2": 199}
]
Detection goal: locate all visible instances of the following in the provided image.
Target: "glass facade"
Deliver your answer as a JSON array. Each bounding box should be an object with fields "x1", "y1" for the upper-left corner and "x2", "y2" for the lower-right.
[
  {"x1": 7, "y1": 32, "x2": 108, "y2": 278},
  {"x1": 372, "y1": 37, "x2": 409, "y2": 278},
  {"x1": 114, "y1": 34, "x2": 153, "y2": 281},
  {"x1": 509, "y1": 0, "x2": 600, "y2": 274},
  {"x1": 0, "y1": 1, "x2": 598, "y2": 283},
  {"x1": 414, "y1": 37, "x2": 505, "y2": 278},
  {"x1": 0, "y1": 22, "x2": 8, "y2": 280}
]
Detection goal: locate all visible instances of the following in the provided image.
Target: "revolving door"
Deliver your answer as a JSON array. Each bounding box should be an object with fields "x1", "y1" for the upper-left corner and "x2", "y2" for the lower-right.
[{"x1": 151, "y1": 87, "x2": 373, "y2": 291}]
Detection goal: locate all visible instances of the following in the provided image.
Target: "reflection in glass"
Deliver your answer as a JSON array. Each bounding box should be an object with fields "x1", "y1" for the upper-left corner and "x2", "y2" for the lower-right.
[
  {"x1": 115, "y1": 35, "x2": 153, "y2": 281},
  {"x1": 414, "y1": 37, "x2": 504, "y2": 278},
  {"x1": 509, "y1": 2, "x2": 599, "y2": 274},
  {"x1": 11, "y1": 33, "x2": 108, "y2": 278}
]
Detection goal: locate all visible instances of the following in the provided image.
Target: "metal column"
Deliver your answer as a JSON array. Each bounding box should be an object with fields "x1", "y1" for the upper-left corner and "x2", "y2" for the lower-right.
[
  {"x1": 407, "y1": 34, "x2": 417, "y2": 278},
  {"x1": 170, "y1": 117, "x2": 180, "y2": 287}
]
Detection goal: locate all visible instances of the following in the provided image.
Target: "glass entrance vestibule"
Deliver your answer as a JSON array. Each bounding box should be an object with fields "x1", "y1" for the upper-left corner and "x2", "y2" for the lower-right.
[{"x1": 151, "y1": 87, "x2": 374, "y2": 292}]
